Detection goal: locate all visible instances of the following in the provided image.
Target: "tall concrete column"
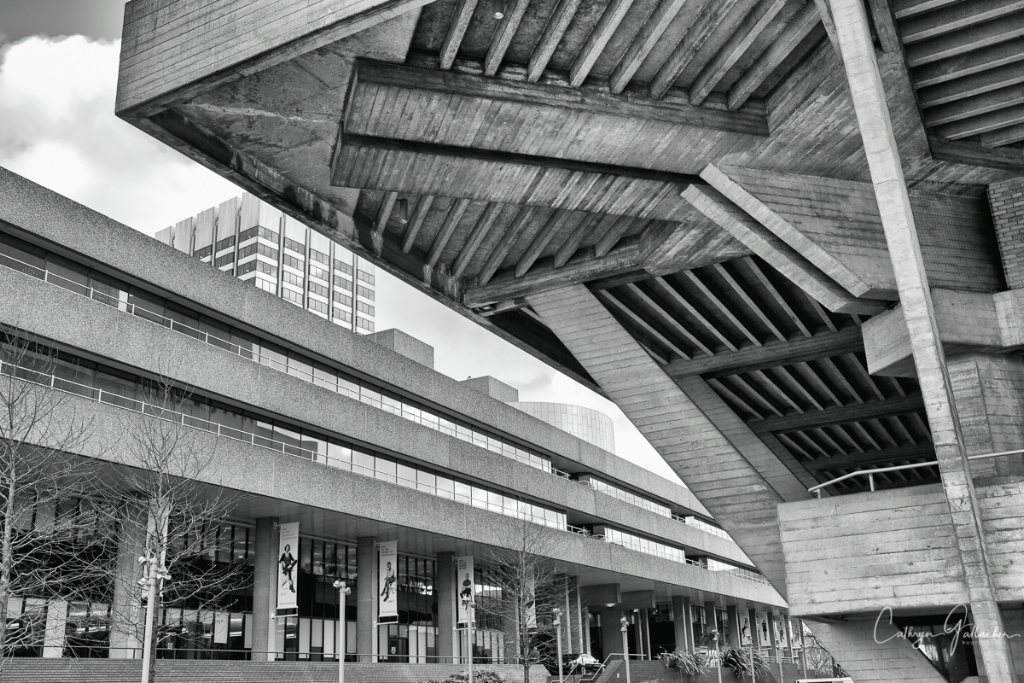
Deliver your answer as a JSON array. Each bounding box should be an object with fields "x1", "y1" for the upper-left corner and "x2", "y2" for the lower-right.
[
  {"x1": 356, "y1": 536, "x2": 378, "y2": 662},
  {"x1": 726, "y1": 605, "x2": 741, "y2": 649},
  {"x1": 703, "y1": 600, "x2": 718, "y2": 645},
  {"x1": 672, "y1": 596, "x2": 689, "y2": 652},
  {"x1": 42, "y1": 599, "x2": 68, "y2": 658},
  {"x1": 748, "y1": 608, "x2": 760, "y2": 650},
  {"x1": 564, "y1": 576, "x2": 576, "y2": 655},
  {"x1": 436, "y1": 552, "x2": 456, "y2": 663},
  {"x1": 682, "y1": 598, "x2": 695, "y2": 651},
  {"x1": 830, "y1": 0, "x2": 1017, "y2": 679},
  {"x1": 599, "y1": 607, "x2": 621, "y2": 662},
  {"x1": 251, "y1": 517, "x2": 277, "y2": 661},
  {"x1": 110, "y1": 519, "x2": 145, "y2": 659},
  {"x1": 571, "y1": 578, "x2": 585, "y2": 654}
]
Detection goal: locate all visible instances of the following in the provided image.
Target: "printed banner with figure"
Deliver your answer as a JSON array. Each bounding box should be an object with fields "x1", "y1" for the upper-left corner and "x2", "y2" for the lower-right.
[
  {"x1": 277, "y1": 522, "x2": 300, "y2": 611},
  {"x1": 755, "y1": 611, "x2": 770, "y2": 648},
  {"x1": 774, "y1": 614, "x2": 789, "y2": 649},
  {"x1": 456, "y1": 556, "x2": 474, "y2": 624},
  {"x1": 378, "y1": 541, "x2": 398, "y2": 619}
]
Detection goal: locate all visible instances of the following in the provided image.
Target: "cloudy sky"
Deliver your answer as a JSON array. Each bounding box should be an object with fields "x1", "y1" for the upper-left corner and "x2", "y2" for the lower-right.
[{"x1": 0, "y1": 1, "x2": 679, "y2": 481}]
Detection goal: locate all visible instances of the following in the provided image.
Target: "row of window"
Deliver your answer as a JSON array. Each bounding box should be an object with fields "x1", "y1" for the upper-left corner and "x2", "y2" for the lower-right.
[
  {"x1": 0, "y1": 230, "x2": 694, "y2": 527},
  {"x1": 1, "y1": 338, "x2": 570, "y2": 533},
  {"x1": 600, "y1": 528, "x2": 686, "y2": 564},
  {"x1": 584, "y1": 477, "x2": 672, "y2": 518},
  {"x1": 238, "y1": 225, "x2": 278, "y2": 244}
]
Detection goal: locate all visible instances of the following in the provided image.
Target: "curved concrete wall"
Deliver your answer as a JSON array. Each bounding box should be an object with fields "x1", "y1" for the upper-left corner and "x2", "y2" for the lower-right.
[{"x1": 509, "y1": 402, "x2": 615, "y2": 452}]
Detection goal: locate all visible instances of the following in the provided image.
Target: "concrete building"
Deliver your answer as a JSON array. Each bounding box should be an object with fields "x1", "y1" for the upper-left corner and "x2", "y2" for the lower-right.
[
  {"x1": 0, "y1": 168, "x2": 786, "y2": 674},
  {"x1": 114, "y1": 0, "x2": 1024, "y2": 680},
  {"x1": 510, "y1": 402, "x2": 616, "y2": 453},
  {"x1": 156, "y1": 194, "x2": 377, "y2": 334}
]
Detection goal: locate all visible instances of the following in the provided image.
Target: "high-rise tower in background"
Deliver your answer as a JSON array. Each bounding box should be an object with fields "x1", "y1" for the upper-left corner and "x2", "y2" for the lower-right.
[{"x1": 156, "y1": 194, "x2": 375, "y2": 333}]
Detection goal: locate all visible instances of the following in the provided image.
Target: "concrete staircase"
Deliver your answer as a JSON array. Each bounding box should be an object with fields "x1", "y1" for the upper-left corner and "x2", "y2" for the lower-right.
[{"x1": 0, "y1": 660, "x2": 550, "y2": 683}]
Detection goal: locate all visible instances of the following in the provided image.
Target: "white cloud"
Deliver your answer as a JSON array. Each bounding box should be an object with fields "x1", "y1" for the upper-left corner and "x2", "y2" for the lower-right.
[
  {"x1": 0, "y1": 35, "x2": 238, "y2": 235},
  {"x1": 0, "y1": 34, "x2": 680, "y2": 484}
]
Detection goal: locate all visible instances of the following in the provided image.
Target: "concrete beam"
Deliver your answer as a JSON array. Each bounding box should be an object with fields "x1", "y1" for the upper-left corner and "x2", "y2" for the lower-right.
[{"x1": 830, "y1": 0, "x2": 1017, "y2": 678}]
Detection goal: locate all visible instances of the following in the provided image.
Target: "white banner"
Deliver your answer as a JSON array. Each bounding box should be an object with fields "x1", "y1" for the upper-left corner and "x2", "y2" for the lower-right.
[
  {"x1": 755, "y1": 611, "x2": 770, "y2": 648},
  {"x1": 456, "y1": 556, "x2": 474, "y2": 624},
  {"x1": 378, "y1": 540, "x2": 398, "y2": 619},
  {"x1": 277, "y1": 522, "x2": 300, "y2": 611},
  {"x1": 774, "y1": 614, "x2": 789, "y2": 649}
]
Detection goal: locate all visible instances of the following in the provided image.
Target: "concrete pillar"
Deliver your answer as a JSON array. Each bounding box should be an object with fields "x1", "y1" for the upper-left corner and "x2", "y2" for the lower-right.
[
  {"x1": 672, "y1": 596, "x2": 689, "y2": 652},
  {"x1": 356, "y1": 536, "x2": 378, "y2": 662},
  {"x1": 703, "y1": 600, "x2": 717, "y2": 645},
  {"x1": 572, "y1": 579, "x2": 586, "y2": 654},
  {"x1": 110, "y1": 519, "x2": 145, "y2": 659},
  {"x1": 42, "y1": 599, "x2": 68, "y2": 658},
  {"x1": 727, "y1": 605, "x2": 741, "y2": 649},
  {"x1": 251, "y1": 517, "x2": 277, "y2": 661},
  {"x1": 600, "y1": 607, "x2": 621, "y2": 662},
  {"x1": 947, "y1": 353, "x2": 1024, "y2": 479},
  {"x1": 564, "y1": 576, "x2": 575, "y2": 655},
  {"x1": 436, "y1": 552, "x2": 456, "y2": 663},
  {"x1": 641, "y1": 609, "x2": 652, "y2": 660},
  {"x1": 748, "y1": 608, "x2": 760, "y2": 650},
  {"x1": 683, "y1": 598, "x2": 695, "y2": 651},
  {"x1": 831, "y1": 0, "x2": 1018, "y2": 679}
]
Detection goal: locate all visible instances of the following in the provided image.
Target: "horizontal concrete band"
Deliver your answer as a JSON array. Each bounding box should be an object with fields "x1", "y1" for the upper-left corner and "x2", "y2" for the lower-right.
[
  {"x1": 10, "y1": 377, "x2": 783, "y2": 605},
  {"x1": 0, "y1": 264, "x2": 745, "y2": 564},
  {"x1": 0, "y1": 166, "x2": 705, "y2": 518}
]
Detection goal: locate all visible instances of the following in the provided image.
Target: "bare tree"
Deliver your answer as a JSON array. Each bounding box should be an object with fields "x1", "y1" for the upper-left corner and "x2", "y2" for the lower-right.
[
  {"x1": 0, "y1": 333, "x2": 110, "y2": 670},
  {"x1": 478, "y1": 517, "x2": 565, "y2": 683},
  {"x1": 109, "y1": 376, "x2": 247, "y2": 682}
]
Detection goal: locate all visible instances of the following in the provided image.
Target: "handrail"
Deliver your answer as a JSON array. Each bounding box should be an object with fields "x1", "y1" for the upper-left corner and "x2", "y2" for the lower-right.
[
  {"x1": 0, "y1": 251, "x2": 713, "y2": 532},
  {"x1": 809, "y1": 447, "x2": 1024, "y2": 497}
]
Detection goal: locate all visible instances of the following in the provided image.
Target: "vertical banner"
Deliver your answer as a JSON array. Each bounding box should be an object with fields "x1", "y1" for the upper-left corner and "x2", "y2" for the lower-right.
[
  {"x1": 277, "y1": 522, "x2": 300, "y2": 611},
  {"x1": 525, "y1": 571, "x2": 537, "y2": 628},
  {"x1": 378, "y1": 541, "x2": 398, "y2": 619},
  {"x1": 774, "y1": 614, "x2": 789, "y2": 649},
  {"x1": 456, "y1": 556, "x2": 475, "y2": 624},
  {"x1": 740, "y1": 614, "x2": 752, "y2": 646},
  {"x1": 755, "y1": 611, "x2": 770, "y2": 648}
]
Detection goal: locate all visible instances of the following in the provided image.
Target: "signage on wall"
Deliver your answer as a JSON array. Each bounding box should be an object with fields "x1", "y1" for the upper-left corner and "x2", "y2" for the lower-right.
[
  {"x1": 456, "y1": 556, "x2": 474, "y2": 624},
  {"x1": 378, "y1": 540, "x2": 398, "y2": 619},
  {"x1": 277, "y1": 522, "x2": 300, "y2": 611}
]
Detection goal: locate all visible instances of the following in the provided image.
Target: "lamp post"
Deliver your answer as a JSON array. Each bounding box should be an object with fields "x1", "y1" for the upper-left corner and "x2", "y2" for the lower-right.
[
  {"x1": 619, "y1": 616, "x2": 631, "y2": 683},
  {"x1": 137, "y1": 554, "x2": 171, "y2": 683},
  {"x1": 712, "y1": 631, "x2": 723, "y2": 683},
  {"x1": 333, "y1": 580, "x2": 351, "y2": 683},
  {"x1": 467, "y1": 600, "x2": 475, "y2": 683},
  {"x1": 553, "y1": 608, "x2": 564, "y2": 683}
]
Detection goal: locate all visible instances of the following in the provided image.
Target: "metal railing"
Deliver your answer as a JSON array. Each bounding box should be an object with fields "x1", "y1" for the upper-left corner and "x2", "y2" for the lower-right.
[
  {"x1": 0, "y1": 358, "x2": 567, "y2": 531},
  {"x1": 809, "y1": 447, "x2": 1024, "y2": 497},
  {"x1": 0, "y1": 251, "x2": 725, "y2": 537}
]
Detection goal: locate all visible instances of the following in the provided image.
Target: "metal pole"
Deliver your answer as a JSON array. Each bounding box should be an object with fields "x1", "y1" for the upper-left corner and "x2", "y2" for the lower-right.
[
  {"x1": 554, "y1": 609, "x2": 564, "y2": 683},
  {"x1": 620, "y1": 617, "x2": 631, "y2": 683},
  {"x1": 749, "y1": 635, "x2": 755, "y2": 683},
  {"x1": 334, "y1": 581, "x2": 351, "y2": 683},
  {"x1": 714, "y1": 634, "x2": 723, "y2": 683},
  {"x1": 140, "y1": 560, "x2": 157, "y2": 683},
  {"x1": 468, "y1": 602, "x2": 474, "y2": 683},
  {"x1": 799, "y1": 620, "x2": 807, "y2": 679}
]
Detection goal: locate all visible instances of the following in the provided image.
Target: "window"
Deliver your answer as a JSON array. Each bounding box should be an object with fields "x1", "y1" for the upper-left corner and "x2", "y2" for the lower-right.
[
  {"x1": 193, "y1": 245, "x2": 213, "y2": 259},
  {"x1": 308, "y1": 282, "x2": 328, "y2": 298},
  {"x1": 356, "y1": 317, "x2": 374, "y2": 332},
  {"x1": 255, "y1": 278, "x2": 276, "y2": 293},
  {"x1": 309, "y1": 264, "x2": 329, "y2": 281},
  {"x1": 333, "y1": 260, "x2": 353, "y2": 276},
  {"x1": 216, "y1": 235, "x2": 236, "y2": 251},
  {"x1": 238, "y1": 226, "x2": 279, "y2": 243},
  {"x1": 310, "y1": 248, "x2": 329, "y2": 265},
  {"x1": 357, "y1": 285, "x2": 374, "y2": 301},
  {"x1": 283, "y1": 254, "x2": 303, "y2": 271},
  {"x1": 357, "y1": 270, "x2": 375, "y2": 285},
  {"x1": 334, "y1": 292, "x2": 352, "y2": 308},
  {"x1": 214, "y1": 253, "x2": 234, "y2": 268},
  {"x1": 282, "y1": 288, "x2": 303, "y2": 305},
  {"x1": 238, "y1": 242, "x2": 278, "y2": 260},
  {"x1": 284, "y1": 237, "x2": 305, "y2": 254},
  {"x1": 357, "y1": 301, "x2": 374, "y2": 316},
  {"x1": 308, "y1": 299, "x2": 328, "y2": 315},
  {"x1": 256, "y1": 261, "x2": 277, "y2": 277},
  {"x1": 333, "y1": 308, "x2": 352, "y2": 323},
  {"x1": 282, "y1": 271, "x2": 303, "y2": 287}
]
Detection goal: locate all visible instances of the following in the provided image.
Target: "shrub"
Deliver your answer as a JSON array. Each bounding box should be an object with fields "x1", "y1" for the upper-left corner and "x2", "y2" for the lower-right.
[
  {"x1": 426, "y1": 669, "x2": 508, "y2": 683},
  {"x1": 657, "y1": 649, "x2": 708, "y2": 676},
  {"x1": 719, "y1": 648, "x2": 771, "y2": 678}
]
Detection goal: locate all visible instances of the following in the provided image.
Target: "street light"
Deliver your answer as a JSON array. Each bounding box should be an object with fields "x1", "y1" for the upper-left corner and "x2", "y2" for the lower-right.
[
  {"x1": 333, "y1": 580, "x2": 352, "y2": 683},
  {"x1": 137, "y1": 555, "x2": 171, "y2": 683},
  {"x1": 619, "y1": 616, "x2": 631, "y2": 683},
  {"x1": 553, "y1": 608, "x2": 564, "y2": 683}
]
